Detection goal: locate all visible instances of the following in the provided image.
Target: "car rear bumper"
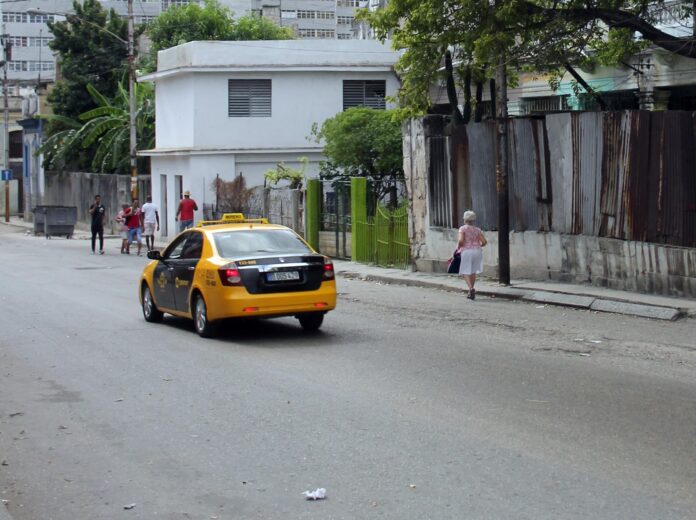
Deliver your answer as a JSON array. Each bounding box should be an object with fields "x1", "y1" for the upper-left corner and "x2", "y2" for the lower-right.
[{"x1": 204, "y1": 281, "x2": 337, "y2": 321}]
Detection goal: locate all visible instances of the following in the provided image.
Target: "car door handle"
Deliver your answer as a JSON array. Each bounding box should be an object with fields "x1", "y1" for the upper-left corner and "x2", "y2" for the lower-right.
[{"x1": 187, "y1": 267, "x2": 195, "y2": 271}]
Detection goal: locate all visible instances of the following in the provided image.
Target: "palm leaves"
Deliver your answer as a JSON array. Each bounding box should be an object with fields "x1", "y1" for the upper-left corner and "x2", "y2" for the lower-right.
[{"x1": 38, "y1": 81, "x2": 154, "y2": 174}]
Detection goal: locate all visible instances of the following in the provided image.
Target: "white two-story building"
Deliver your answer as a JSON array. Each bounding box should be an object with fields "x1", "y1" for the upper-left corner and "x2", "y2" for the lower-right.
[{"x1": 139, "y1": 39, "x2": 399, "y2": 238}]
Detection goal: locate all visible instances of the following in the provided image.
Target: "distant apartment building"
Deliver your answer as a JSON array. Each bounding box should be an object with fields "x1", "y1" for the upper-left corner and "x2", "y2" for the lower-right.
[{"x1": 0, "y1": 0, "x2": 373, "y2": 85}]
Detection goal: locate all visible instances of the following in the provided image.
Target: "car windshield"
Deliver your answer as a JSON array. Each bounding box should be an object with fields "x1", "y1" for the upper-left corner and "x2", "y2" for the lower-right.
[{"x1": 213, "y1": 229, "x2": 313, "y2": 258}]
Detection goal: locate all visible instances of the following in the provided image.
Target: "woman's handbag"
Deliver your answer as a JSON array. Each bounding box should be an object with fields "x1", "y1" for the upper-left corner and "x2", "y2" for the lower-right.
[{"x1": 447, "y1": 250, "x2": 461, "y2": 274}]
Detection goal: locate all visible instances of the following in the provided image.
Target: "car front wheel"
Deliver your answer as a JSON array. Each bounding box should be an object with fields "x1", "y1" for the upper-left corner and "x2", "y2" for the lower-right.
[
  {"x1": 142, "y1": 285, "x2": 163, "y2": 323},
  {"x1": 193, "y1": 294, "x2": 216, "y2": 338},
  {"x1": 298, "y1": 312, "x2": 324, "y2": 331}
]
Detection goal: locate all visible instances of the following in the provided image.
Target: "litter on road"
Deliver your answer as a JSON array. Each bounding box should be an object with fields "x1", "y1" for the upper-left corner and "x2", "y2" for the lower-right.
[{"x1": 302, "y1": 488, "x2": 327, "y2": 500}]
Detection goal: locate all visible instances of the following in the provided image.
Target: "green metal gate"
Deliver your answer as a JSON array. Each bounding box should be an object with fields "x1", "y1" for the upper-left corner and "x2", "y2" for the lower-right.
[{"x1": 352, "y1": 177, "x2": 410, "y2": 269}]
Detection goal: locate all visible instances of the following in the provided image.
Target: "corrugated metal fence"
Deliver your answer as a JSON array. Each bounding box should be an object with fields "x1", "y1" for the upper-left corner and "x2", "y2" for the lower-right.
[{"x1": 436, "y1": 111, "x2": 696, "y2": 248}]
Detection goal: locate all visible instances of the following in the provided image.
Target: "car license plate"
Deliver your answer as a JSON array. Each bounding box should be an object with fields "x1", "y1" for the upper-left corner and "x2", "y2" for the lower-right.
[{"x1": 267, "y1": 271, "x2": 300, "y2": 282}]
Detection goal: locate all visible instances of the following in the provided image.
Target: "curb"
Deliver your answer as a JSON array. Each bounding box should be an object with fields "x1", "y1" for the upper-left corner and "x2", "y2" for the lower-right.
[{"x1": 341, "y1": 272, "x2": 686, "y2": 321}]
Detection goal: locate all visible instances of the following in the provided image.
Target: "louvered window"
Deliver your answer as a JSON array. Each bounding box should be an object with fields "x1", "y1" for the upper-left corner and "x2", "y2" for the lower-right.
[
  {"x1": 228, "y1": 79, "x2": 272, "y2": 118},
  {"x1": 343, "y1": 80, "x2": 386, "y2": 110}
]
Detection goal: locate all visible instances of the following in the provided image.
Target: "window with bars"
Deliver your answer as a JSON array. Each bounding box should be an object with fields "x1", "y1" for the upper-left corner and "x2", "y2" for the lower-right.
[
  {"x1": 162, "y1": 0, "x2": 190, "y2": 10},
  {"x1": 524, "y1": 95, "x2": 569, "y2": 114},
  {"x1": 228, "y1": 79, "x2": 272, "y2": 117},
  {"x1": 343, "y1": 80, "x2": 386, "y2": 110},
  {"x1": 28, "y1": 61, "x2": 55, "y2": 72},
  {"x1": 28, "y1": 37, "x2": 52, "y2": 47},
  {"x1": 428, "y1": 136, "x2": 452, "y2": 227},
  {"x1": 3, "y1": 12, "x2": 55, "y2": 23},
  {"x1": 9, "y1": 37, "x2": 27, "y2": 47}
]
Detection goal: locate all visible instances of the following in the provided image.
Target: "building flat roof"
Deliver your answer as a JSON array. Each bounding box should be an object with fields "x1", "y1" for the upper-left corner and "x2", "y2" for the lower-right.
[{"x1": 139, "y1": 39, "x2": 399, "y2": 81}]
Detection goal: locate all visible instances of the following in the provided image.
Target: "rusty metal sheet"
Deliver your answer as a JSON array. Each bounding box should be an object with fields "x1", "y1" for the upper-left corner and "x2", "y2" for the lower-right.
[
  {"x1": 422, "y1": 110, "x2": 695, "y2": 248},
  {"x1": 685, "y1": 114, "x2": 696, "y2": 247},
  {"x1": 571, "y1": 112, "x2": 603, "y2": 236},
  {"x1": 507, "y1": 118, "x2": 552, "y2": 232},
  {"x1": 465, "y1": 121, "x2": 498, "y2": 230},
  {"x1": 546, "y1": 113, "x2": 573, "y2": 233}
]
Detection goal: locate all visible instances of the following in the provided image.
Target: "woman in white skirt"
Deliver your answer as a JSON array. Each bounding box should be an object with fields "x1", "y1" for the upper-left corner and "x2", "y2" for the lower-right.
[{"x1": 457, "y1": 210, "x2": 487, "y2": 299}]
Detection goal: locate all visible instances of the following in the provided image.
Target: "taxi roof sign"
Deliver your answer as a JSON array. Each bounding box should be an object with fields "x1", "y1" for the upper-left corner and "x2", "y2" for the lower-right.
[{"x1": 197, "y1": 213, "x2": 269, "y2": 227}]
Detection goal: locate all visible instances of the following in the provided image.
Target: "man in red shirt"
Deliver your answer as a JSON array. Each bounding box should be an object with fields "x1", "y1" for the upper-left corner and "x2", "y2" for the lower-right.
[
  {"x1": 175, "y1": 190, "x2": 198, "y2": 232},
  {"x1": 126, "y1": 198, "x2": 143, "y2": 256}
]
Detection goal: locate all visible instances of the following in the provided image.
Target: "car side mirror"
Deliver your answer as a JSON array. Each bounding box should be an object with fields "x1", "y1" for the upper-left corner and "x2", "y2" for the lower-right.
[{"x1": 147, "y1": 250, "x2": 162, "y2": 261}]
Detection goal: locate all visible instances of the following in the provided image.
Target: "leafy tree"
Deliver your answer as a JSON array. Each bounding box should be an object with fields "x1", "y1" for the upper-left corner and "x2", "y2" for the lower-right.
[
  {"x1": 313, "y1": 108, "x2": 403, "y2": 179},
  {"x1": 143, "y1": 0, "x2": 294, "y2": 71},
  {"x1": 47, "y1": 0, "x2": 131, "y2": 122},
  {"x1": 264, "y1": 158, "x2": 308, "y2": 189},
  {"x1": 313, "y1": 108, "x2": 403, "y2": 202},
  {"x1": 362, "y1": 0, "x2": 696, "y2": 117},
  {"x1": 38, "y1": 81, "x2": 155, "y2": 175}
]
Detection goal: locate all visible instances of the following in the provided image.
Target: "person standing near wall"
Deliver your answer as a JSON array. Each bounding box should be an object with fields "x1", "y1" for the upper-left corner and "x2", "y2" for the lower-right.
[
  {"x1": 175, "y1": 191, "x2": 198, "y2": 232},
  {"x1": 140, "y1": 195, "x2": 160, "y2": 252},
  {"x1": 115, "y1": 204, "x2": 131, "y2": 254},
  {"x1": 458, "y1": 210, "x2": 487, "y2": 300},
  {"x1": 88, "y1": 194, "x2": 106, "y2": 255},
  {"x1": 127, "y1": 198, "x2": 143, "y2": 256}
]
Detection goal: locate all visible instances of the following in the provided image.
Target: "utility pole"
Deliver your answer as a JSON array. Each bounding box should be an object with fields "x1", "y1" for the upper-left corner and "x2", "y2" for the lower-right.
[
  {"x1": 2, "y1": 34, "x2": 10, "y2": 223},
  {"x1": 495, "y1": 56, "x2": 510, "y2": 285},
  {"x1": 127, "y1": 0, "x2": 137, "y2": 200}
]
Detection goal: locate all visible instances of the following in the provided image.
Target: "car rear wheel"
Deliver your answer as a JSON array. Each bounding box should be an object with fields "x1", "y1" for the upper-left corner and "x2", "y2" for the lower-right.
[
  {"x1": 298, "y1": 312, "x2": 324, "y2": 331},
  {"x1": 142, "y1": 285, "x2": 163, "y2": 323},
  {"x1": 193, "y1": 294, "x2": 216, "y2": 338}
]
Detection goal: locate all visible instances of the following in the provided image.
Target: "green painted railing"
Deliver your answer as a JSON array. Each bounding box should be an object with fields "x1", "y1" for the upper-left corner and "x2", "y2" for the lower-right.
[
  {"x1": 351, "y1": 177, "x2": 410, "y2": 269},
  {"x1": 375, "y1": 204, "x2": 410, "y2": 268}
]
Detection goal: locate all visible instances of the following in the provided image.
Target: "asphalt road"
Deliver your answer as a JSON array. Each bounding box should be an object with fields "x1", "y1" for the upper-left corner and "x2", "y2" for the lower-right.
[{"x1": 1, "y1": 227, "x2": 695, "y2": 520}]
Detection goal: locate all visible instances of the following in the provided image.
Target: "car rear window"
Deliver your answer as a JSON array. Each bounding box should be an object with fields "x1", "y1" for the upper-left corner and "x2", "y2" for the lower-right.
[{"x1": 213, "y1": 229, "x2": 313, "y2": 258}]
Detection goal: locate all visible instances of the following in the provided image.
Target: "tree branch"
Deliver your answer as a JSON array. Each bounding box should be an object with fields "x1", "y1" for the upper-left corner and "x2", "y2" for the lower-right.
[
  {"x1": 526, "y1": 3, "x2": 696, "y2": 58},
  {"x1": 564, "y1": 62, "x2": 607, "y2": 110}
]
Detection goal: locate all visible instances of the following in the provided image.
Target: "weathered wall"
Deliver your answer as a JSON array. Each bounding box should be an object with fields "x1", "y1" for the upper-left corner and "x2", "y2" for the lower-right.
[
  {"x1": 416, "y1": 229, "x2": 696, "y2": 298},
  {"x1": 246, "y1": 186, "x2": 303, "y2": 234},
  {"x1": 403, "y1": 115, "x2": 696, "y2": 298},
  {"x1": 0, "y1": 180, "x2": 20, "y2": 215},
  {"x1": 43, "y1": 172, "x2": 150, "y2": 234},
  {"x1": 319, "y1": 230, "x2": 352, "y2": 258}
]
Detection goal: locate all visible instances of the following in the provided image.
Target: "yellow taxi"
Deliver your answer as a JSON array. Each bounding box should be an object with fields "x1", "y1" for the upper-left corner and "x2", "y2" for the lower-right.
[{"x1": 138, "y1": 214, "x2": 337, "y2": 337}]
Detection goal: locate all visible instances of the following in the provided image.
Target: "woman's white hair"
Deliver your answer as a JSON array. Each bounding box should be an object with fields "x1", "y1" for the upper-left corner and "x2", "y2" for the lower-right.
[{"x1": 463, "y1": 210, "x2": 476, "y2": 223}]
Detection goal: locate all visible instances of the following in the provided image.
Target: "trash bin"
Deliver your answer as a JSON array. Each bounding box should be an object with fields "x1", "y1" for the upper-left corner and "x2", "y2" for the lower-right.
[{"x1": 32, "y1": 205, "x2": 78, "y2": 239}]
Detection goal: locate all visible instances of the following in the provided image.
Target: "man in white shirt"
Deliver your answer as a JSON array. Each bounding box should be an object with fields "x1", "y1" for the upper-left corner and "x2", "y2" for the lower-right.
[{"x1": 140, "y1": 195, "x2": 160, "y2": 252}]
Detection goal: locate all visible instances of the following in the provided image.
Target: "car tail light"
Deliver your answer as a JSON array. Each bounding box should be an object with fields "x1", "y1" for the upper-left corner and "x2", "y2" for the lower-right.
[
  {"x1": 323, "y1": 258, "x2": 334, "y2": 280},
  {"x1": 219, "y1": 263, "x2": 242, "y2": 286}
]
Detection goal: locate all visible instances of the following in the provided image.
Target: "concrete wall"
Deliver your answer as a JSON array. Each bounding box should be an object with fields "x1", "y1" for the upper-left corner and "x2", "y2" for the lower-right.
[
  {"x1": 0, "y1": 180, "x2": 20, "y2": 215},
  {"x1": 416, "y1": 229, "x2": 696, "y2": 298},
  {"x1": 43, "y1": 172, "x2": 150, "y2": 234},
  {"x1": 319, "y1": 230, "x2": 351, "y2": 258}
]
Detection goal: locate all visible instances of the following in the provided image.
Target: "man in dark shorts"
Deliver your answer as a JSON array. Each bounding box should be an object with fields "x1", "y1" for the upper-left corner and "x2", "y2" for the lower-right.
[{"x1": 88, "y1": 194, "x2": 106, "y2": 255}]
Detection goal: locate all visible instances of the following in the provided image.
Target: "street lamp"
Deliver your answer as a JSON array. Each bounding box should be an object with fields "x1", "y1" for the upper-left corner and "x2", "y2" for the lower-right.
[{"x1": 27, "y1": 0, "x2": 139, "y2": 199}]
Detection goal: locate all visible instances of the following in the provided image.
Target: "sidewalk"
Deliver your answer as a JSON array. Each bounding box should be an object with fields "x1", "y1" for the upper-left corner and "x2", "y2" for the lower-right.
[
  {"x1": 332, "y1": 260, "x2": 696, "y2": 321},
  {"x1": 2, "y1": 216, "x2": 693, "y2": 321}
]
